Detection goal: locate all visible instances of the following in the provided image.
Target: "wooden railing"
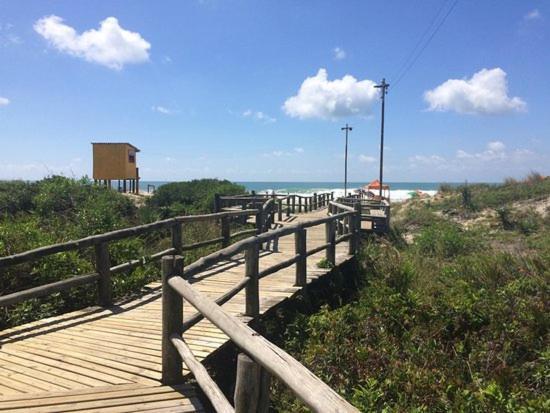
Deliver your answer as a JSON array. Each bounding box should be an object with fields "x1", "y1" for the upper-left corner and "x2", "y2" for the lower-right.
[
  {"x1": 0, "y1": 209, "x2": 259, "y2": 308},
  {"x1": 215, "y1": 192, "x2": 335, "y2": 216},
  {"x1": 161, "y1": 201, "x2": 361, "y2": 412},
  {"x1": 336, "y1": 196, "x2": 391, "y2": 234},
  {"x1": 0, "y1": 198, "x2": 362, "y2": 411}
]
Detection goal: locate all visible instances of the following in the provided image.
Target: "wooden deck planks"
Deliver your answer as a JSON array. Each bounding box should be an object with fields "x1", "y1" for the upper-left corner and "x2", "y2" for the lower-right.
[{"x1": 0, "y1": 208, "x2": 352, "y2": 411}]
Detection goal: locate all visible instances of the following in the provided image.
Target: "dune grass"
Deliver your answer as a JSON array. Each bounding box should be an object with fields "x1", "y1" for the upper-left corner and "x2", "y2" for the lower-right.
[{"x1": 270, "y1": 175, "x2": 550, "y2": 412}]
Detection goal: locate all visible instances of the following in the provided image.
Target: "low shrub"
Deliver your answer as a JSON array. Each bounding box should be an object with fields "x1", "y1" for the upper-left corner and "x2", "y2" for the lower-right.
[
  {"x1": 146, "y1": 179, "x2": 245, "y2": 217},
  {"x1": 415, "y1": 221, "x2": 479, "y2": 258}
]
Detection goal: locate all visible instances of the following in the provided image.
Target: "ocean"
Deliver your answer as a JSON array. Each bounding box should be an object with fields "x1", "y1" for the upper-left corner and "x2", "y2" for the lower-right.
[{"x1": 139, "y1": 181, "x2": 454, "y2": 202}]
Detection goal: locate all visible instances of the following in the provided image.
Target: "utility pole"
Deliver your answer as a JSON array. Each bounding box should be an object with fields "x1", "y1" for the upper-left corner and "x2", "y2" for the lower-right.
[
  {"x1": 341, "y1": 124, "x2": 352, "y2": 197},
  {"x1": 374, "y1": 78, "x2": 389, "y2": 198}
]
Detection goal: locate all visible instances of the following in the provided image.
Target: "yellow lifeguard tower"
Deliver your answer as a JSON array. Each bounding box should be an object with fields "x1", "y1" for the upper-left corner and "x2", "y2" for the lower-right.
[{"x1": 92, "y1": 142, "x2": 140, "y2": 194}]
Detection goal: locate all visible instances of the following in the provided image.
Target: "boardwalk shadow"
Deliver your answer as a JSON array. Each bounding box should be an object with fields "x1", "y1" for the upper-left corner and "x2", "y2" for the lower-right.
[{"x1": 0, "y1": 287, "x2": 163, "y2": 345}]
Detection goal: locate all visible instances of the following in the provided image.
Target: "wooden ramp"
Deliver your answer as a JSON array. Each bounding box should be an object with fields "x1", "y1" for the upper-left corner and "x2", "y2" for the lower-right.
[{"x1": 0, "y1": 209, "x2": 352, "y2": 412}]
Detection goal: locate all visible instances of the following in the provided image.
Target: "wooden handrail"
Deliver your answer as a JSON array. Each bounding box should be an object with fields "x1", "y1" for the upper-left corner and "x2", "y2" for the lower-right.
[
  {"x1": 182, "y1": 211, "x2": 353, "y2": 278},
  {"x1": 0, "y1": 209, "x2": 259, "y2": 267},
  {"x1": 159, "y1": 199, "x2": 360, "y2": 411},
  {"x1": 0, "y1": 272, "x2": 100, "y2": 307},
  {"x1": 167, "y1": 274, "x2": 360, "y2": 412},
  {"x1": 0, "y1": 209, "x2": 260, "y2": 308},
  {"x1": 170, "y1": 334, "x2": 235, "y2": 413}
]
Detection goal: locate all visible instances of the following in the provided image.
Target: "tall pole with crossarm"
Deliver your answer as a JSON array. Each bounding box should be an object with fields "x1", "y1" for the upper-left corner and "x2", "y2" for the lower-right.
[
  {"x1": 374, "y1": 78, "x2": 389, "y2": 198},
  {"x1": 341, "y1": 124, "x2": 352, "y2": 196}
]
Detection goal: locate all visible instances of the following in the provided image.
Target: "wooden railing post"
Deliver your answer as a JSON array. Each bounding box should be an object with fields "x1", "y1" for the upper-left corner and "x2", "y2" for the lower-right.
[
  {"x1": 244, "y1": 243, "x2": 260, "y2": 317},
  {"x1": 172, "y1": 222, "x2": 182, "y2": 255},
  {"x1": 294, "y1": 228, "x2": 307, "y2": 286},
  {"x1": 234, "y1": 353, "x2": 270, "y2": 413},
  {"x1": 313, "y1": 193, "x2": 317, "y2": 210},
  {"x1": 352, "y1": 201, "x2": 362, "y2": 254},
  {"x1": 326, "y1": 220, "x2": 336, "y2": 265},
  {"x1": 161, "y1": 255, "x2": 184, "y2": 385},
  {"x1": 352, "y1": 202, "x2": 362, "y2": 254},
  {"x1": 255, "y1": 209, "x2": 263, "y2": 235},
  {"x1": 298, "y1": 196, "x2": 302, "y2": 213},
  {"x1": 337, "y1": 210, "x2": 344, "y2": 235},
  {"x1": 95, "y1": 242, "x2": 112, "y2": 307},
  {"x1": 286, "y1": 197, "x2": 290, "y2": 218},
  {"x1": 291, "y1": 195, "x2": 296, "y2": 214},
  {"x1": 277, "y1": 199, "x2": 282, "y2": 221},
  {"x1": 214, "y1": 194, "x2": 221, "y2": 213},
  {"x1": 221, "y1": 215, "x2": 230, "y2": 248}
]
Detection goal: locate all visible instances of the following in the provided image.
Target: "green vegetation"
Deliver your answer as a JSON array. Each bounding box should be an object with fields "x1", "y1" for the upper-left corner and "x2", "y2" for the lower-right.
[
  {"x1": 0, "y1": 176, "x2": 245, "y2": 329},
  {"x1": 146, "y1": 179, "x2": 245, "y2": 218},
  {"x1": 436, "y1": 173, "x2": 550, "y2": 212},
  {"x1": 270, "y1": 174, "x2": 549, "y2": 412}
]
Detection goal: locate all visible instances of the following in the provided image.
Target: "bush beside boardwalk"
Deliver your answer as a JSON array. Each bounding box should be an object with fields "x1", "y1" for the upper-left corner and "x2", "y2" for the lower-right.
[
  {"x1": 0, "y1": 176, "x2": 245, "y2": 329},
  {"x1": 270, "y1": 175, "x2": 549, "y2": 412}
]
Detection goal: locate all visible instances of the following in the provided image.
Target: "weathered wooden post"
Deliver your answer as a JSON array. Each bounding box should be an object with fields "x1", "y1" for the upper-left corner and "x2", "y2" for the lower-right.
[
  {"x1": 221, "y1": 215, "x2": 230, "y2": 247},
  {"x1": 298, "y1": 196, "x2": 302, "y2": 213},
  {"x1": 313, "y1": 193, "x2": 317, "y2": 210},
  {"x1": 291, "y1": 195, "x2": 296, "y2": 214},
  {"x1": 95, "y1": 242, "x2": 112, "y2": 307},
  {"x1": 352, "y1": 202, "x2": 362, "y2": 254},
  {"x1": 326, "y1": 220, "x2": 336, "y2": 265},
  {"x1": 161, "y1": 255, "x2": 184, "y2": 384},
  {"x1": 214, "y1": 194, "x2": 221, "y2": 213},
  {"x1": 234, "y1": 353, "x2": 270, "y2": 413},
  {"x1": 295, "y1": 228, "x2": 307, "y2": 286},
  {"x1": 277, "y1": 199, "x2": 283, "y2": 222},
  {"x1": 255, "y1": 209, "x2": 263, "y2": 235},
  {"x1": 331, "y1": 191, "x2": 334, "y2": 201},
  {"x1": 286, "y1": 197, "x2": 290, "y2": 218},
  {"x1": 244, "y1": 242, "x2": 260, "y2": 317},
  {"x1": 171, "y1": 222, "x2": 182, "y2": 255}
]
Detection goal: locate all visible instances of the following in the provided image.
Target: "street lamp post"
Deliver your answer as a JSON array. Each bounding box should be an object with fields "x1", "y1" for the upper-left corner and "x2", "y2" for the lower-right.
[
  {"x1": 374, "y1": 78, "x2": 389, "y2": 198},
  {"x1": 341, "y1": 124, "x2": 352, "y2": 197}
]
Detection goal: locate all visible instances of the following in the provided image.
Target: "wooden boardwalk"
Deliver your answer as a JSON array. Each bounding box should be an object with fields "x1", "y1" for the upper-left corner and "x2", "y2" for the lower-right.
[{"x1": 0, "y1": 209, "x2": 352, "y2": 412}]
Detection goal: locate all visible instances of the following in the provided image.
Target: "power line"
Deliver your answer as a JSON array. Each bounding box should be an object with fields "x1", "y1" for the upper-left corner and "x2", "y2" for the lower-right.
[
  {"x1": 391, "y1": 0, "x2": 451, "y2": 84},
  {"x1": 392, "y1": 0, "x2": 459, "y2": 89}
]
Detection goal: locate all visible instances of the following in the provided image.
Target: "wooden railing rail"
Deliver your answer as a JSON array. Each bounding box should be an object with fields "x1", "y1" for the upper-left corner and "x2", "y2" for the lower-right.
[
  {"x1": 162, "y1": 251, "x2": 360, "y2": 412},
  {"x1": 0, "y1": 209, "x2": 259, "y2": 308},
  {"x1": 335, "y1": 196, "x2": 391, "y2": 234},
  {"x1": 156, "y1": 203, "x2": 361, "y2": 411},
  {"x1": 216, "y1": 192, "x2": 335, "y2": 215}
]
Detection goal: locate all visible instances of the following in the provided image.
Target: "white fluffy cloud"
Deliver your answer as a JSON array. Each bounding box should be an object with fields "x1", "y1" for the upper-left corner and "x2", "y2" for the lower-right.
[
  {"x1": 34, "y1": 15, "x2": 151, "y2": 70},
  {"x1": 152, "y1": 105, "x2": 174, "y2": 115},
  {"x1": 0, "y1": 96, "x2": 9, "y2": 106},
  {"x1": 409, "y1": 141, "x2": 537, "y2": 172},
  {"x1": 358, "y1": 154, "x2": 376, "y2": 163},
  {"x1": 524, "y1": 9, "x2": 541, "y2": 20},
  {"x1": 456, "y1": 140, "x2": 508, "y2": 161},
  {"x1": 242, "y1": 109, "x2": 276, "y2": 123},
  {"x1": 283, "y1": 69, "x2": 378, "y2": 120},
  {"x1": 333, "y1": 47, "x2": 346, "y2": 60},
  {"x1": 424, "y1": 68, "x2": 526, "y2": 115}
]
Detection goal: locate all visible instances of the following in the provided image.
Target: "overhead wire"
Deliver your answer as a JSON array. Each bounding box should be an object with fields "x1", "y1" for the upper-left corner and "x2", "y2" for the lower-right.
[{"x1": 391, "y1": 0, "x2": 459, "y2": 89}]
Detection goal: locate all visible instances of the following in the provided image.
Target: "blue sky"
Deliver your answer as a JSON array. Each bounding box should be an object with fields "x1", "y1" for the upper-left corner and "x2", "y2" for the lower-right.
[{"x1": 0, "y1": 0, "x2": 548, "y2": 182}]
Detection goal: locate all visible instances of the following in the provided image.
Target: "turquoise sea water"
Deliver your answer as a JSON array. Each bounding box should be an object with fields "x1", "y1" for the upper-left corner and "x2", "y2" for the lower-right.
[{"x1": 139, "y1": 181, "x2": 459, "y2": 201}]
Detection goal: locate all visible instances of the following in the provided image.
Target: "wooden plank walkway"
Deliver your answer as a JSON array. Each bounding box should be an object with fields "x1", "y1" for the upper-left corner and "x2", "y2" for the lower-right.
[{"x1": 0, "y1": 209, "x2": 352, "y2": 412}]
